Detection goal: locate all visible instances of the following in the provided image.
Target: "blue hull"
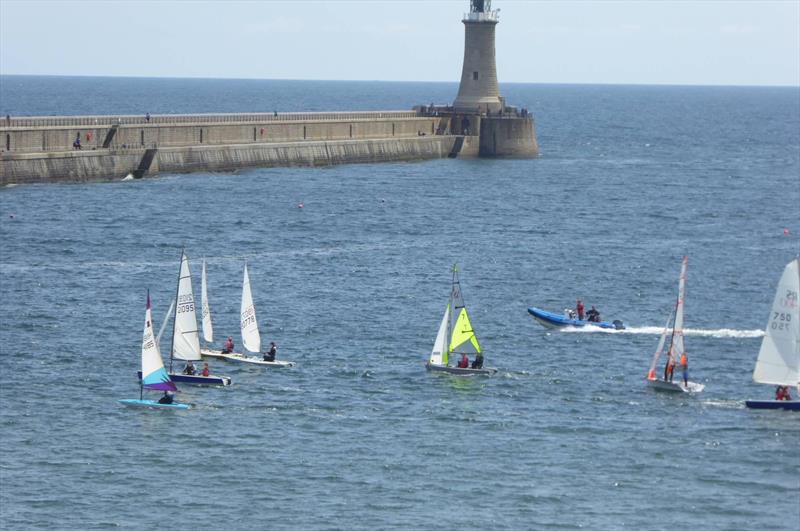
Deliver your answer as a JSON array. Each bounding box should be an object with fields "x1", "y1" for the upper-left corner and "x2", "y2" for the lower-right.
[
  {"x1": 527, "y1": 307, "x2": 625, "y2": 330},
  {"x1": 745, "y1": 400, "x2": 800, "y2": 411},
  {"x1": 118, "y1": 399, "x2": 190, "y2": 410},
  {"x1": 136, "y1": 371, "x2": 231, "y2": 386}
]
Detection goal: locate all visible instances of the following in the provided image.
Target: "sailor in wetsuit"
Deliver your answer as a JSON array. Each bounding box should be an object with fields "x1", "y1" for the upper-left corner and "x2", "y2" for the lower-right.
[
  {"x1": 158, "y1": 392, "x2": 174, "y2": 404},
  {"x1": 263, "y1": 342, "x2": 277, "y2": 362}
]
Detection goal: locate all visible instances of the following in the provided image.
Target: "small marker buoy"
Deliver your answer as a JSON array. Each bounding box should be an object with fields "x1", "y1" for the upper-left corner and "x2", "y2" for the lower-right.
[
  {"x1": 9, "y1": 214, "x2": 15, "y2": 219},
  {"x1": 783, "y1": 228, "x2": 790, "y2": 236}
]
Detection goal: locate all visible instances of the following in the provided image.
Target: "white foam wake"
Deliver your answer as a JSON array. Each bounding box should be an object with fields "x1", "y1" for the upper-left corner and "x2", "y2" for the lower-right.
[{"x1": 562, "y1": 326, "x2": 764, "y2": 338}]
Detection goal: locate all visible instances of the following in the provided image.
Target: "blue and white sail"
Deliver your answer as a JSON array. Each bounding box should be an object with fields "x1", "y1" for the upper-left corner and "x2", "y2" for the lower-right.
[{"x1": 142, "y1": 292, "x2": 177, "y2": 392}]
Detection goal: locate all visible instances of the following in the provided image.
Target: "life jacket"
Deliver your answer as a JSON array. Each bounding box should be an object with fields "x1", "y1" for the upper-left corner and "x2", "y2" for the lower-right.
[{"x1": 680, "y1": 354, "x2": 687, "y2": 367}]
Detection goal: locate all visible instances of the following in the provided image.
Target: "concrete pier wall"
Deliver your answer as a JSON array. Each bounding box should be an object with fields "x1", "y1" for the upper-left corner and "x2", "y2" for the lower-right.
[
  {"x1": 1, "y1": 136, "x2": 461, "y2": 185},
  {"x1": 479, "y1": 116, "x2": 539, "y2": 157}
]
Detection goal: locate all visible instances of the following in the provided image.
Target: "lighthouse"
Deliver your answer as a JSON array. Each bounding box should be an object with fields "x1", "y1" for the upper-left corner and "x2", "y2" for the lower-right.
[{"x1": 453, "y1": 0, "x2": 503, "y2": 113}]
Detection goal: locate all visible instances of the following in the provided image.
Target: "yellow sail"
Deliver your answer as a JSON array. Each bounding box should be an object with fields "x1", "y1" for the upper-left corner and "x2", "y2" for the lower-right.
[{"x1": 449, "y1": 307, "x2": 482, "y2": 354}]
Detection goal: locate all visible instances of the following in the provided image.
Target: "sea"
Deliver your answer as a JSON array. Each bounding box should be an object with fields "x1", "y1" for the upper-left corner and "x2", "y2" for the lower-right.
[{"x1": 1, "y1": 76, "x2": 799, "y2": 530}]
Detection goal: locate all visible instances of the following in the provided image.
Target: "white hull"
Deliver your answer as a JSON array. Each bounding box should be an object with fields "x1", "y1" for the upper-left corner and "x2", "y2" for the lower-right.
[
  {"x1": 647, "y1": 378, "x2": 705, "y2": 394},
  {"x1": 200, "y1": 348, "x2": 228, "y2": 360},
  {"x1": 206, "y1": 350, "x2": 295, "y2": 367},
  {"x1": 425, "y1": 362, "x2": 497, "y2": 376}
]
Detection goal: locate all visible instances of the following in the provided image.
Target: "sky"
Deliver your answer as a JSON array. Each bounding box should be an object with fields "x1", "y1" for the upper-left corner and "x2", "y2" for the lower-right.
[{"x1": 1, "y1": 0, "x2": 799, "y2": 86}]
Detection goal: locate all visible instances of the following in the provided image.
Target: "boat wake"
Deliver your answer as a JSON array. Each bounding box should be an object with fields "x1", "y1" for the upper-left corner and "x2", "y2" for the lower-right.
[{"x1": 561, "y1": 326, "x2": 764, "y2": 339}]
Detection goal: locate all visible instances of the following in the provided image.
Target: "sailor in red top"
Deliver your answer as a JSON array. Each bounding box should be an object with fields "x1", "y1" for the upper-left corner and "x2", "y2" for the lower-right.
[
  {"x1": 457, "y1": 353, "x2": 469, "y2": 368},
  {"x1": 775, "y1": 386, "x2": 792, "y2": 401},
  {"x1": 201, "y1": 363, "x2": 210, "y2": 377},
  {"x1": 576, "y1": 299, "x2": 585, "y2": 321}
]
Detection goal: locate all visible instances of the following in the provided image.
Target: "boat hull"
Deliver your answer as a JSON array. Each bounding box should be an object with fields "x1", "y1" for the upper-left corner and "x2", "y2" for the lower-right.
[
  {"x1": 646, "y1": 378, "x2": 705, "y2": 394},
  {"x1": 200, "y1": 348, "x2": 228, "y2": 360},
  {"x1": 745, "y1": 400, "x2": 800, "y2": 411},
  {"x1": 425, "y1": 362, "x2": 498, "y2": 376},
  {"x1": 137, "y1": 371, "x2": 231, "y2": 386},
  {"x1": 527, "y1": 307, "x2": 625, "y2": 330},
  {"x1": 211, "y1": 351, "x2": 295, "y2": 367},
  {"x1": 118, "y1": 399, "x2": 190, "y2": 410}
]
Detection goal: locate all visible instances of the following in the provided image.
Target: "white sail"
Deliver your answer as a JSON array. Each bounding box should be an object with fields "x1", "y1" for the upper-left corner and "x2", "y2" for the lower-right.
[
  {"x1": 171, "y1": 251, "x2": 201, "y2": 361},
  {"x1": 671, "y1": 256, "x2": 688, "y2": 360},
  {"x1": 201, "y1": 259, "x2": 213, "y2": 343},
  {"x1": 648, "y1": 314, "x2": 673, "y2": 378},
  {"x1": 753, "y1": 258, "x2": 800, "y2": 386},
  {"x1": 430, "y1": 303, "x2": 450, "y2": 366},
  {"x1": 240, "y1": 263, "x2": 261, "y2": 354},
  {"x1": 141, "y1": 293, "x2": 175, "y2": 391}
]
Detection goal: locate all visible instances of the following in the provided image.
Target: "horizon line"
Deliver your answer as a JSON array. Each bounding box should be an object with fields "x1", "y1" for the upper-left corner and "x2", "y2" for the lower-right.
[{"x1": 1, "y1": 73, "x2": 798, "y2": 89}]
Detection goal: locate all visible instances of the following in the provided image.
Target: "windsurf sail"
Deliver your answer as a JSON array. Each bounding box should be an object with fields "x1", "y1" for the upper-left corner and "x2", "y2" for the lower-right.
[
  {"x1": 753, "y1": 258, "x2": 800, "y2": 387},
  {"x1": 142, "y1": 292, "x2": 176, "y2": 392},
  {"x1": 430, "y1": 303, "x2": 451, "y2": 366},
  {"x1": 648, "y1": 314, "x2": 673, "y2": 379},
  {"x1": 201, "y1": 259, "x2": 213, "y2": 343},
  {"x1": 240, "y1": 262, "x2": 261, "y2": 354},
  {"x1": 170, "y1": 250, "x2": 201, "y2": 362}
]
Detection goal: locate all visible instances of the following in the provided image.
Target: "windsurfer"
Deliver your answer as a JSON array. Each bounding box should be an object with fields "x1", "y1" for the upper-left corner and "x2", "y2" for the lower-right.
[
  {"x1": 471, "y1": 352, "x2": 484, "y2": 369},
  {"x1": 457, "y1": 353, "x2": 469, "y2": 368},
  {"x1": 222, "y1": 336, "x2": 234, "y2": 354},
  {"x1": 775, "y1": 386, "x2": 792, "y2": 401},
  {"x1": 680, "y1": 352, "x2": 688, "y2": 387},
  {"x1": 664, "y1": 352, "x2": 675, "y2": 382}
]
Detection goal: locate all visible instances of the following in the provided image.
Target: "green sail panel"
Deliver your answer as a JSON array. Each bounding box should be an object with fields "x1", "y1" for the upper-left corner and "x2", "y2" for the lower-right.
[{"x1": 449, "y1": 307, "x2": 481, "y2": 355}]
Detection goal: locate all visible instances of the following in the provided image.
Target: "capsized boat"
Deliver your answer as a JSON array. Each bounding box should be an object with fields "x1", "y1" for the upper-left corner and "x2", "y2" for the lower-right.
[
  {"x1": 527, "y1": 306, "x2": 625, "y2": 330},
  {"x1": 138, "y1": 251, "x2": 232, "y2": 386},
  {"x1": 646, "y1": 256, "x2": 705, "y2": 394},
  {"x1": 120, "y1": 292, "x2": 190, "y2": 410},
  {"x1": 745, "y1": 258, "x2": 800, "y2": 411},
  {"x1": 206, "y1": 262, "x2": 295, "y2": 367},
  {"x1": 425, "y1": 265, "x2": 497, "y2": 376}
]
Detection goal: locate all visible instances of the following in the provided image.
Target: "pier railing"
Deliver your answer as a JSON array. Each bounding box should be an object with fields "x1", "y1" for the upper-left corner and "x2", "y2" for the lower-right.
[{"x1": 3, "y1": 111, "x2": 419, "y2": 128}]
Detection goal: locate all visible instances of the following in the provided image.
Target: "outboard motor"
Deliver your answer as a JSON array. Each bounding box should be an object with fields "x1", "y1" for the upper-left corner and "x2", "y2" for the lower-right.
[{"x1": 612, "y1": 319, "x2": 625, "y2": 330}]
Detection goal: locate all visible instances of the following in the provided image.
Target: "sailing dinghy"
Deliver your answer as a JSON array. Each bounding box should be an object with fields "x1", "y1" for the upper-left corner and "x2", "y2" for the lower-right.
[
  {"x1": 137, "y1": 251, "x2": 231, "y2": 386},
  {"x1": 425, "y1": 265, "x2": 498, "y2": 376},
  {"x1": 745, "y1": 258, "x2": 800, "y2": 410},
  {"x1": 120, "y1": 292, "x2": 190, "y2": 410},
  {"x1": 646, "y1": 256, "x2": 705, "y2": 394},
  {"x1": 211, "y1": 262, "x2": 296, "y2": 367}
]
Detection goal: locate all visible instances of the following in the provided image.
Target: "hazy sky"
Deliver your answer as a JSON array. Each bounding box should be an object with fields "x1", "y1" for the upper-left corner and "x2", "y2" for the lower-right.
[{"x1": 1, "y1": 0, "x2": 798, "y2": 86}]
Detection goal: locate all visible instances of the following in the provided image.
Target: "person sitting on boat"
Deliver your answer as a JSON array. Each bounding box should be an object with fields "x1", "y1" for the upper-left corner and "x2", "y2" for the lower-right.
[
  {"x1": 471, "y1": 352, "x2": 484, "y2": 369},
  {"x1": 222, "y1": 336, "x2": 234, "y2": 354},
  {"x1": 576, "y1": 299, "x2": 585, "y2": 321},
  {"x1": 263, "y1": 342, "x2": 277, "y2": 362},
  {"x1": 183, "y1": 361, "x2": 196, "y2": 375},
  {"x1": 664, "y1": 352, "x2": 675, "y2": 382},
  {"x1": 201, "y1": 363, "x2": 210, "y2": 377},
  {"x1": 775, "y1": 385, "x2": 792, "y2": 401},
  {"x1": 457, "y1": 353, "x2": 469, "y2": 368},
  {"x1": 586, "y1": 306, "x2": 600, "y2": 322},
  {"x1": 158, "y1": 392, "x2": 174, "y2": 404},
  {"x1": 680, "y1": 352, "x2": 689, "y2": 387}
]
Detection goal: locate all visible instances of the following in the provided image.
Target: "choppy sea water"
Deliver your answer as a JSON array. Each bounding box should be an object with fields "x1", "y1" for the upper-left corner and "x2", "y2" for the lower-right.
[{"x1": 1, "y1": 77, "x2": 799, "y2": 530}]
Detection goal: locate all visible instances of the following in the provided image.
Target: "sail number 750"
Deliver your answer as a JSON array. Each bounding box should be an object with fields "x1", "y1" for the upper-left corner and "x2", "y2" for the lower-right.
[{"x1": 772, "y1": 312, "x2": 792, "y2": 330}]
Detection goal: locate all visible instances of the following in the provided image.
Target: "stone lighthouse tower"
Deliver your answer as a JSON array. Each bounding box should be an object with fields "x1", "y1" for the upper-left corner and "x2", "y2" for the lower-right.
[{"x1": 453, "y1": 0, "x2": 503, "y2": 113}]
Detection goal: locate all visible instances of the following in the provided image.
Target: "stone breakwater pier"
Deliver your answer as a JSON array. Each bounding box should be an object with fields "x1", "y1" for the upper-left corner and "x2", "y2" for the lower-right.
[
  {"x1": 0, "y1": 1, "x2": 538, "y2": 185},
  {"x1": 0, "y1": 109, "x2": 537, "y2": 185}
]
